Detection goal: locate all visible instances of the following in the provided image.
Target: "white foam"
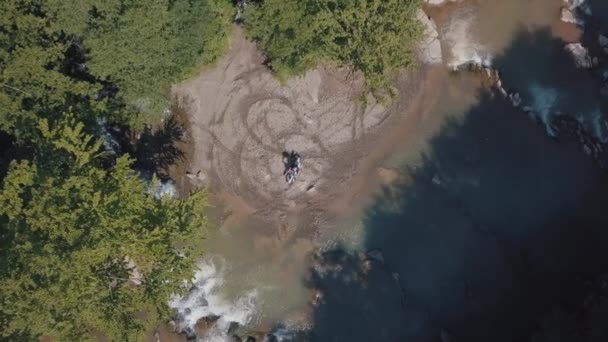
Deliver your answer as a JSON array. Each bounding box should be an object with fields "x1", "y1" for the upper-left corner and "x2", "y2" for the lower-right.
[
  {"x1": 441, "y1": 8, "x2": 492, "y2": 70},
  {"x1": 154, "y1": 180, "x2": 177, "y2": 199},
  {"x1": 169, "y1": 257, "x2": 259, "y2": 341}
]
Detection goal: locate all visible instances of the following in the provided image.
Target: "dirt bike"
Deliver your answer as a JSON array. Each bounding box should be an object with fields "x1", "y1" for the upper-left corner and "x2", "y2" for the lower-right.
[
  {"x1": 283, "y1": 152, "x2": 302, "y2": 185},
  {"x1": 285, "y1": 169, "x2": 296, "y2": 185}
]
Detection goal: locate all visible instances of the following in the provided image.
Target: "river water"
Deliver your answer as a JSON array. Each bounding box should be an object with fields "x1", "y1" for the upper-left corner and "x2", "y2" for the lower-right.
[
  {"x1": 168, "y1": 0, "x2": 608, "y2": 341},
  {"x1": 306, "y1": 1, "x2": 608, "y2": 341}
]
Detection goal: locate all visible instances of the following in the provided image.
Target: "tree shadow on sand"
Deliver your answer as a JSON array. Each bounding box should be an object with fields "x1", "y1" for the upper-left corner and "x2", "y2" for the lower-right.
[
  {"x1": 306, "y1": 28, "x2": 608, "y2": 342},
  {"x1": 493, "y1": 28, "x2": 604, "y2": 119},
  {"x1": 129, "y1": 114, "x2": 186, "y2": 178}
]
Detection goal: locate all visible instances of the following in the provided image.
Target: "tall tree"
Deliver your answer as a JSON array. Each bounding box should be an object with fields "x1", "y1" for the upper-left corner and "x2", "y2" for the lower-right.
[
  {"x1": 0, "y1": 0, "x2": 232, "y2": 140},
  {"x1": 0, "y1": 116, "x2": 207, "y2": 341},
  {"x1": 244, "y1": 0, "x2": 422, "y2": 98}
]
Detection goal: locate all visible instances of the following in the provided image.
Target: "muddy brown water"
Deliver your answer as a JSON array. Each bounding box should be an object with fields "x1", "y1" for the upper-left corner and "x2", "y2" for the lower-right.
[{"x1": 163, "y1": 0, "x2": 608, "y2": 341}]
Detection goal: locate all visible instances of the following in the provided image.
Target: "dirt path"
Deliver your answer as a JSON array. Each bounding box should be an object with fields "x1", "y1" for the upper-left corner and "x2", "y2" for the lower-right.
[{"x1": 173, "y1": 26, "x2": 442, "y2": 228}]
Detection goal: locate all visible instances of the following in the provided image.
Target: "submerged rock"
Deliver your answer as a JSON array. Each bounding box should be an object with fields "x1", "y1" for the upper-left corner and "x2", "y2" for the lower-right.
[
  {"x1": 509, "y1": 92, "x2": 522, "y2": 107},
  {"x1": 560, "y1": 0, "x2": 591, "y2": 26},
  {"x1": 550, "y1": 114, "x2": 606, "y2": 167},
  {"x1": 601, "y1": 84, "x2": 608, "y2": 97},
  {"x1": 440, "y1": 329, "x2": 454, "y2": 342},
  {"x1": 366, "y1": 249, "x2": 385, "y2": 264},
  {"x1": 564, "y1": 0, "x2": 592, "y2": 15},
  {"x1": 565, "y1": 43, "x2": 592, "y2": 68}
]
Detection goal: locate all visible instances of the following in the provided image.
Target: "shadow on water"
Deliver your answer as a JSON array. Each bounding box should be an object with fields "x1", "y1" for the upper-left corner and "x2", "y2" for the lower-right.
[
  {"x1": 588, "y1": 0, "x2": 608, "y2": 31},
  {"x1": 130, "y1": 115, "x2": 185, "y2": 178},
  {"x1": 493, "y1": 28, "x2": 603, "y2": 120},
  {"x1": 307, "y1": 28, "x2": 608, "y2": 342}
]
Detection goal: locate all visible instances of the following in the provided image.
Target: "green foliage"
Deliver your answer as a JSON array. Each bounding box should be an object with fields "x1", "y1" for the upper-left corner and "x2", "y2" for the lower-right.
[
  {"x1": 0, "y1": 1, "x2": 226, "y2": 339},
  {"x1": 0, "y1": 117, "x2": 207, "y2": 341},
  {"x1": 0, "y1": 0, "x2": 106, "y2": 141},
  {"x1": 77, "y1": 0, "x2": 233, "y2": 123},
  {"x1": 0, "y1": 0, "x2": 232, "y2": 138},
  {"x1": 244, "y1": 0, "x2": 423, "y2": 98}
]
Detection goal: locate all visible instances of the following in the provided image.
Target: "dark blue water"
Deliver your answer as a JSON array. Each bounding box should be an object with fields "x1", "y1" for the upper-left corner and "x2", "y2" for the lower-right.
[
  {"x1": 589, "y1": 0, "x2": 608, "y2": 31},
  {"x1": 495, "y1": 28, "x2": 602, "y2": 122},
  {"x1": 306, "y1": 26, "x2": 608, "y2": 342}
]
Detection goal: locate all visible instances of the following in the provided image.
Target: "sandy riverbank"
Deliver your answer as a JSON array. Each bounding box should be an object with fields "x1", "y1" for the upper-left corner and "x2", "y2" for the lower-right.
[{"x1": 171, "y1": 26, "x2": 444, "y2": 232}]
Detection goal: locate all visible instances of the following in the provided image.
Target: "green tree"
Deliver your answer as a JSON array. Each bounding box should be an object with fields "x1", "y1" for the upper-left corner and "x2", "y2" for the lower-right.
[
  {"x1": 244, "y1": 0, "x2": 422, "y2": 98},
  {"x1": 0, "y1": 0, "x2": 232, "y2": 139},
  {"x1": 0, "y1": 116, "x2": 207, "y2": 341},
  {"x1": 0, "y1": 0, "x2": 107, "y2": 141},
  {"x1": 73, "y1": 0, "x2": 233, "y2": 123}
]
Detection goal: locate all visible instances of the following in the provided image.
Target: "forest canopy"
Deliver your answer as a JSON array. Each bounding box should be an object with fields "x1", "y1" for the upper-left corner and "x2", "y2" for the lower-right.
[
  {"x1": 0, "y1": 116, "x2": 207, "y2": 341},
  {"x1": 0, "y1": 0, "x2": 232, "y2": 138},
  {"x1": 0, "y1": 0, "x2": 228, "y2": 340},
  {"x1": 243, "y1": 0, "x2": 423, "y2": 97}
]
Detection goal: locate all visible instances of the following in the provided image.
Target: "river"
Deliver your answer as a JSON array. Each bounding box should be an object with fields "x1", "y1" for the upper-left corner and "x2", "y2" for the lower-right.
[{"x1": 166, "y1": 0, "x2": 608, "y2": 341}]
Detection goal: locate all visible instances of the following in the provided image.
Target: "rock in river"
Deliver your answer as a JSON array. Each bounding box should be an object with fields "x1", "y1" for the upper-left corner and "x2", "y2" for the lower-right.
[
  {"x1": 565, "y1": 43, "x2": 592, "y2": 68},
  {"x1": 560, "y1": 7, "x2": 584, "y2": 26}
]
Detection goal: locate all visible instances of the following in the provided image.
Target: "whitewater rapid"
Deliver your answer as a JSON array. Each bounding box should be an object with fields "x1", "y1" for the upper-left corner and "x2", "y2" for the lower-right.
[{"x1": 169, "y1": 257, "x2": 259, "y2": 341}]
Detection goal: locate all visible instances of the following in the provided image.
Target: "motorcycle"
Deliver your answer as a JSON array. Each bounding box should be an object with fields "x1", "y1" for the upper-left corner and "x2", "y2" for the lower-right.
[
  {"x1": 283, "y1": 151, "x2": 302, "y2": 185},
  {"x1": 285, "y1": 168, "x2": 296, "y2": 185}
]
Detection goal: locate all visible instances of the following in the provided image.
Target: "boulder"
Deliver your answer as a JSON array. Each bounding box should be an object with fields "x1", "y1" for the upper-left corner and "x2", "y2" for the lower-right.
[
  {"x1": 440, "y1": 329, "x2": 454, "y2": 342},
  {"x1": 563, "y1": 0, "x2": 591, "y2": 15},
  {"x1": 416, "y1": 10, "x2": 443, "y2": 65},
  {"x1": 599, "y1": 34, "x2": 608, "y2": 48},
  {"x1": 509, "y1": 92, "x2": 522, "y2": 107},
  {"x1": 194, "y1": 316, "x2": 220, "y2": 337},
  {"x1": 227, "y1": 322, "x2": 240, "y2": 335},
  {"x1": 560, "y1": 7, "x2": 584, "y2": 26},
  {"x1": 565, "y1": 43, "x2": 592, "y2": 68}
]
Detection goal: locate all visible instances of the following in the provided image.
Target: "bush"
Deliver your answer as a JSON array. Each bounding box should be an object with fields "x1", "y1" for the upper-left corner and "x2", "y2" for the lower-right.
[
  {"x1": 0, "y1": 0, "x2": 233, "y2": 136},
  {"x1": 244, "y1": 0, "x2": 423, "y2": 98}
]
